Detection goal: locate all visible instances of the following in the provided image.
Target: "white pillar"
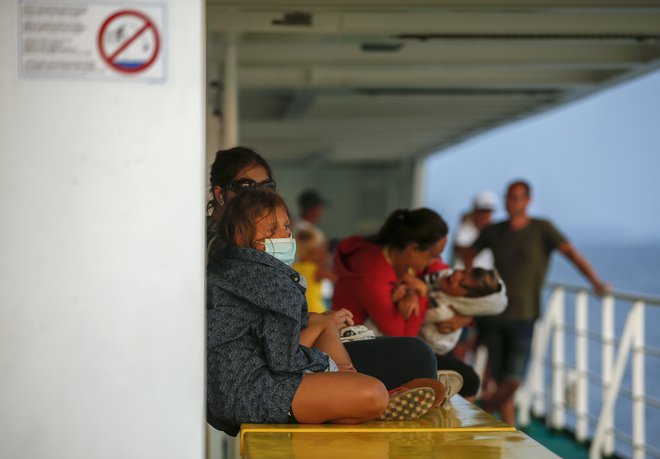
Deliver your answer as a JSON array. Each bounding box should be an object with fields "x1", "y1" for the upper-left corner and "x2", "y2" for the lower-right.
[
  {"x1": 222, "y1": 32, "x2": 239, "y2": 148},
  {"x1": 411, "y1": 155, "x2": 426, "y2": 208},
  {"x1": 0, "y1": 1, "x2": 205, "y2": 458}
]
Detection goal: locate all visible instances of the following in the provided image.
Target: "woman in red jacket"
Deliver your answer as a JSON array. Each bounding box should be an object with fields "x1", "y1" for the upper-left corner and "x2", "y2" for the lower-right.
[
  {"x1": 333, "y1": 208, "x2": 481, "y2": 398},
  {"x1": 333, "y1": 208, "x2": 447, "y2": 337}
]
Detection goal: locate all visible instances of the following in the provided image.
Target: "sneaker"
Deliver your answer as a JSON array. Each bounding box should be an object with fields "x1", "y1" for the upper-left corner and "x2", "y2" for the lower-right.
[
  {"x1": 376, "y1": 387, "x2": 435, "y2": 421},
  {"x1": 339, "y1": 325, "x2": 376, "y2": 343},
  {"x1": 398, "y1": 378, "x2": 446, "y2": 408},
  {"x1": 437, "y1": 370, "x2": 464, "y2": 410}
]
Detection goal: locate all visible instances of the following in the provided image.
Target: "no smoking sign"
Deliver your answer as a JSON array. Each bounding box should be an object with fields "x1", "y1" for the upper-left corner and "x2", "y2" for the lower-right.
[{"x1": 98, "y1": 9, "x2": 162, "y2": 75}]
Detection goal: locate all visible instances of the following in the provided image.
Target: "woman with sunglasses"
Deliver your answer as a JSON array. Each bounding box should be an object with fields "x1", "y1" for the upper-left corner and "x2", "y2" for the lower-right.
[
  {"x1": 207, "y1": 146, "x2": 276, "y2": 243},
  {"x1": 206, "y1": 147, "x2": 438, "y2": 395}
]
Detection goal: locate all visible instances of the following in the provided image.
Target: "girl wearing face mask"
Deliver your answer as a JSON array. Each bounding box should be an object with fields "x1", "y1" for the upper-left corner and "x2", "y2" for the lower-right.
[{"x1": 207, "y1": 189, "x2": 440, "y2": 435}]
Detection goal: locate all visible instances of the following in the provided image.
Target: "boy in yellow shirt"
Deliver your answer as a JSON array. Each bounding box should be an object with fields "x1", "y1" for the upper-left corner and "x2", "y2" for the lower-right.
[{"x1": 293, "y1": 228, "x2": 336, "y2": 313}]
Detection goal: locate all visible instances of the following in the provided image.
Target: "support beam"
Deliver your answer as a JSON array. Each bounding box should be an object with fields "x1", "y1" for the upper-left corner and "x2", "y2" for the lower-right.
[
  {"x1": 208, "y1": 9, "x2": 660, "y2": 36},
  {"x1": 222, "y1": 33, "x2": 240, "y2": 148}
]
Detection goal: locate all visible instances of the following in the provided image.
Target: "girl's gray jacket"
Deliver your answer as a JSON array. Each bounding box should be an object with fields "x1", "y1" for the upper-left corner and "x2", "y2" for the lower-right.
[{"x1": 206, "y1": 244, "x2": 329, "y2": 435}]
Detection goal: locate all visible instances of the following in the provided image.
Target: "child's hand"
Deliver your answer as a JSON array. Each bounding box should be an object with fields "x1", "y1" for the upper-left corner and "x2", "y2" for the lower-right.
[
  {"x1": 324, "y1": 308, "x2": 354, "y2": 329},
  {"x1": 336, "y1": 363, "x2": 357, "y2": 372},
  {"x1": 397, "y1": 293, "x2": 420, "y2": 320},
  {"x1": 399, "y1": 273, "x2": 428, "y2": 297}
]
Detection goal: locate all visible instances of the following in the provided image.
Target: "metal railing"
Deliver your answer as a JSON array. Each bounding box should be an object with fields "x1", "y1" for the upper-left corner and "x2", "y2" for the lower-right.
[{"x1": 517, "y1": 283, "x2": 660, "y2": 459}]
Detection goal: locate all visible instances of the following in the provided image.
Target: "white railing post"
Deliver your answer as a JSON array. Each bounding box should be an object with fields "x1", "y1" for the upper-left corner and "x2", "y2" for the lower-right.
[
  {"x1": 551, "y1": 290, "x2": 566, "y2": 429},
  {"x1": 590, "y1": 302, "x2": 641, "y2": 459},
  {"x1": 575, "y1": 291, "x2": 589, "y2": 441},
  {"x1": 601, "y1": 295, "x2": 615, "y2": 456},
  {"x1": 532, "y1": 318, "x2": 547, "y2": 417},
  {"x1": 518, "y1": 287, "x2": 563, "y2": 425},
  {"x1": 631, "y1": 301, "x2": 646, "y2": 459}
]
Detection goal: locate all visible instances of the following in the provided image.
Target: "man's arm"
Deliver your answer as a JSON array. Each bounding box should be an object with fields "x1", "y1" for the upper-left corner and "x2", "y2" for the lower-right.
[
  {"x1": 557, "y1": 241, "x2": 610, "y2": 295},
  {"x1": 462, "y1": 247, "x2": 478, "y2": 270}
]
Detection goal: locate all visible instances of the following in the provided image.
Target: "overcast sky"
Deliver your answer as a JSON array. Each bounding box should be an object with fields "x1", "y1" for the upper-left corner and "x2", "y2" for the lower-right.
[{"x1": 423, "y1": 67, "x2": 660, "y2": 246}]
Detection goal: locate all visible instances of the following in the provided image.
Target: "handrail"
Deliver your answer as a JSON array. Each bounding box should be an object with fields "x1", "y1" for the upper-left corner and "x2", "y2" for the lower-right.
[
  {"x1": 545, "y1": 282, "x2": 660, "y2": 305},
  {"x1": 517, "y1": 283, "x2": 656, "y2": 459}
]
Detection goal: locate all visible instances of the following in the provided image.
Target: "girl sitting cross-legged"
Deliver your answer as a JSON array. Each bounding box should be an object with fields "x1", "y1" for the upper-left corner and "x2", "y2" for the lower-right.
[{"x1": 206, "y1": 188, "x2": 442, "y2": 436}]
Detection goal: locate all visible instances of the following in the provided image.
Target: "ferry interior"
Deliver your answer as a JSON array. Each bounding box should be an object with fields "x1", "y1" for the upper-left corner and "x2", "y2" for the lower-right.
[{"x1": 206, "y1": 2, "x2": 660, "y2": 458}]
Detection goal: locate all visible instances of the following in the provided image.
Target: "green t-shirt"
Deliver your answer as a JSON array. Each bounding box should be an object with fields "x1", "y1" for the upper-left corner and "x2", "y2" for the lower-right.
[{"x1": 473, "y1": 218, "x2": 566, "y2": 320}]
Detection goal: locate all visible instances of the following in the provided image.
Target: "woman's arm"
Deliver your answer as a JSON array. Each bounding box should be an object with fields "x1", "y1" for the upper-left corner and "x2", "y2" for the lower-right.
[
  {"x1": 357, "y1": 276, "x2": 428, "y2": 337},
  {"x1": 435, "y1": 307, "x2": 474, "y2": 334}
]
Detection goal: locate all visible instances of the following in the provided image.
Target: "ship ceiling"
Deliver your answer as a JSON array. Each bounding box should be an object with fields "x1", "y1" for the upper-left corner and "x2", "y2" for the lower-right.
[{"x1": 207, "y1": 0, "x2": 660, "y2": 164}]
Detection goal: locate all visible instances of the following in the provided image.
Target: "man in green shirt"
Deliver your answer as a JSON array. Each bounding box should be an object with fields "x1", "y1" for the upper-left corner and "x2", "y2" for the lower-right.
[{"x1": 467, "y1": 180, "x2": 608, "y2": 426}]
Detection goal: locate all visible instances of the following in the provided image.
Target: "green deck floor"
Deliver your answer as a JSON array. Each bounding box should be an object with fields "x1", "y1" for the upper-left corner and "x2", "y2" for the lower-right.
[{"x1": 520, "y1": 417, "x2": 592, "y2": 459}]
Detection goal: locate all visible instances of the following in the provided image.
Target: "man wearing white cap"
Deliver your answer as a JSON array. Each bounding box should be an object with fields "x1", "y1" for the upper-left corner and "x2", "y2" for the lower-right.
[{"x1": 452, "y1": 190, "x2": 498, "y2": 269}]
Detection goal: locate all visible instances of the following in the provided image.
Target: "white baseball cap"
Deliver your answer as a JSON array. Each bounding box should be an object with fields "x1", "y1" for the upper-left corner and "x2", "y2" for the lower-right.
[{"x1": 473, "y1": 190, "x2": 498, "y2": 211}]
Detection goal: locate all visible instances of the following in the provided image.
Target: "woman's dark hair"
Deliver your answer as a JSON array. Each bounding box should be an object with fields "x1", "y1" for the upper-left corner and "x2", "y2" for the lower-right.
[
  {"x1": 207, "y1": 146, "x2": 273, "y2": 212},
  {"x1": 368, "y1": 208, "x2": 448, "y2": 251},
  {"x1": 218, "y1": 188, "x2": 289, "y2": 249},
  {"x1": 464, "y1": 268, "x2": 502, "y2": 298}
]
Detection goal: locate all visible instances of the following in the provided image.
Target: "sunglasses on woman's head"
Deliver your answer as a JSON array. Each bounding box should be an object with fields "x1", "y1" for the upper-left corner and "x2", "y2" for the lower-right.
[{"x1": 224, "y1": 178, "x2": 277, "y2": 192}]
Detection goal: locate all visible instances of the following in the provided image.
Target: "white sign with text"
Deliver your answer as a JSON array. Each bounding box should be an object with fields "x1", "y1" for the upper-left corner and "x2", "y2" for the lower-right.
[{"x1": 19, "y1": 1, "x2": 166, "y2": 82}]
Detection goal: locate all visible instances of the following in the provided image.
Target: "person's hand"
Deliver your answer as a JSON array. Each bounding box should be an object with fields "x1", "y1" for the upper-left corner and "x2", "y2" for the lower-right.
[
  {"x1": 315, "y1": 266, "x2": 337, "y2": 283},
  {"x1": 324, "y1": 308, "x2": 354, "y2": 329},
  {"x1": 397, "y1": 293, "x2": 420, "y2": 320},
  {"x1": 391, "y1": 283, "x2": 408, "y2": 303},
  {"x1": 593, "y1": 280, "x2": 611, "y2": 296},
  {"x1": 336, "y1": 363, "x2": 357, "y2": 372},
  {"x1": 436, "y1": 307, "x2": 473, "y2": 333},
  {"x1": 399, "y1": 273, "x2": 428, "y2": 297}
]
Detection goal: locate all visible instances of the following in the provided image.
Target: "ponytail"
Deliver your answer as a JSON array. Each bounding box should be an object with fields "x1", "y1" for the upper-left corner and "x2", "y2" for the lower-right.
[{"x1": 368, "y1": 208, "x2": 448, "y2": 250}]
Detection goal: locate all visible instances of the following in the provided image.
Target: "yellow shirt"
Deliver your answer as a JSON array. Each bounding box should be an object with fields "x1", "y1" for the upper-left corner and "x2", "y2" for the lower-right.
[{"x1": 292, "y1": 261, "x2": 327, "y2": 313}]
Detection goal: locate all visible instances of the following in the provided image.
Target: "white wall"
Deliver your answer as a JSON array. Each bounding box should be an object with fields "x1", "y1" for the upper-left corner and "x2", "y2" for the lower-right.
[{"x1": 0, "y1": 1, "x2": 206, "y2": 458}]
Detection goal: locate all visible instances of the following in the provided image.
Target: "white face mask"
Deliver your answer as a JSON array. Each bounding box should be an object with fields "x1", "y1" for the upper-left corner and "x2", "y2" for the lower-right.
[{"x1": 262, "y1": 238, "x2": 297, "y2": 266}]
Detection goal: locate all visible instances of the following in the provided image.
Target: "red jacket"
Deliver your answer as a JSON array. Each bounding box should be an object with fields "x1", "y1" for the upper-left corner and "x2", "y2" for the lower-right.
[{"x1": 332, "y1": 236, "x2": 429, "y2": 337}]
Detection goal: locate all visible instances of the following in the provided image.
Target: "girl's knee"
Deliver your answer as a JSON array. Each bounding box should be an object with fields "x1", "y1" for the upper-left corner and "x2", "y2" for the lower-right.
[{"x1": 360, "y1": 379, "x2": 389, "y2": 418}]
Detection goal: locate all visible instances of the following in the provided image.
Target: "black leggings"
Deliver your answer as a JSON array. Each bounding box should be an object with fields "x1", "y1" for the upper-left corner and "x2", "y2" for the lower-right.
[
  {"x1": 435, "y1": 353, "x2": 480, "y2": 397},
  {"x1": 344, "y1": 337, "x2": 437, "y2": 390}
]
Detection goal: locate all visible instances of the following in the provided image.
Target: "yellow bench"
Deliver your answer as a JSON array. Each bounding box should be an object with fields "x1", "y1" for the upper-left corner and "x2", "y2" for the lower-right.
[{"x1": 239, "y1": 397, "x2": 558, "y2": 458}]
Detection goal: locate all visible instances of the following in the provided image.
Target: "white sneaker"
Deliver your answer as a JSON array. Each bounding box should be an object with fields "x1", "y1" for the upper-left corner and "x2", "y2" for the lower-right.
[
  {"x1": 437, "y1": 370, "x2": 464, "y2": 410},
  {"x1": 340, "y1": 325, "x2": 376, "y2": 343}
]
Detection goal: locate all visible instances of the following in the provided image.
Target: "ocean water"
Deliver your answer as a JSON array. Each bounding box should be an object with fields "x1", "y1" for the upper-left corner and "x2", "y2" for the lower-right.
[
  {"x1": 542, "y1": 244, "x2": 660, "y2": 458},
  {"x1": 547, "y1": 243, "x2": 660, "y2": 297}
]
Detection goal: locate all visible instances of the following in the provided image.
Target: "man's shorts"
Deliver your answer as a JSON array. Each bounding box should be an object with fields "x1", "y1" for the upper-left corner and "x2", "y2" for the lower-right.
[{"x1": 476, "y1": 317, "x2": 535, "y2": 382}]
